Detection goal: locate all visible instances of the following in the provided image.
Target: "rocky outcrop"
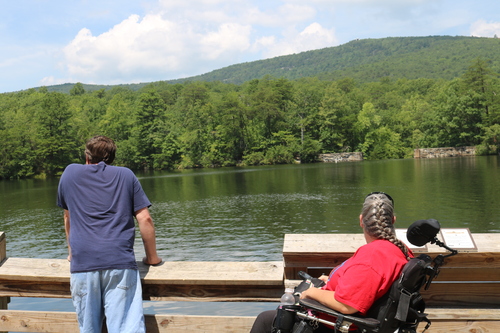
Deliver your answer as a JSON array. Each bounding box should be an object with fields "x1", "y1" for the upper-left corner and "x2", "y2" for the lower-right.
[
  {"x1": 318, "y1": 152, "x2": 363, "y2": 163},
  {"x1": 414, "y1": 147, "x2": 476, "y2": 158}
]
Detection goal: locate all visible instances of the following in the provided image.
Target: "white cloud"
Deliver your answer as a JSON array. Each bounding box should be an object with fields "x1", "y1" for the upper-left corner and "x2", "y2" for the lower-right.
[
  {"x1": 200, "y1": 23, "x2": 252, "y2": 60},
  {"x1": 470, "y1": 19, "x2": 500, "y2": 37},
  {"x1": 58, "y1": 2, "x2": 340, "y2": 84},
  {"x1": 40, "y1": 76, "x2": 67, "y2": 87},
  {"x1": 63, "y1": 14, "x2": 187, "y2": 81},
  {"x1": 261, "y1": 22, "x2": 338, "y2": 59},
  {"x1": 60, "y1": 10, "x2": 255, "y2": 83}
]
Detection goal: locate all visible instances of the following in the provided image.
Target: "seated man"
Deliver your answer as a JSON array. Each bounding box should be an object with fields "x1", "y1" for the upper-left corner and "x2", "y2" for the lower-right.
[{"x1": 250, "y1": 192, "x2": 413, "y2": 333}]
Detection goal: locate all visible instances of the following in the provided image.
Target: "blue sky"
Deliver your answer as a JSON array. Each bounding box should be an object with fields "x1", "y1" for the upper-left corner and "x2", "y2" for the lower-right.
[{"x1": 1, "y1": 0, "x2": 500, "y2": 93}]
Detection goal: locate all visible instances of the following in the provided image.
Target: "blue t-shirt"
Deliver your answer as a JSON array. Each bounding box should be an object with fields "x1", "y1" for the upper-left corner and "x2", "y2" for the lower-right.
[{"x1": 57, "y1": 162, "x2": 151, "y2": 273}]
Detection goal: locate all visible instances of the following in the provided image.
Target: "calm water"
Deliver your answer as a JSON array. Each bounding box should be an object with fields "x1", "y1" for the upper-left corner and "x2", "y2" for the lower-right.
[{"x1": 1, "y1": 156, "x2": 499, "y2": 315}]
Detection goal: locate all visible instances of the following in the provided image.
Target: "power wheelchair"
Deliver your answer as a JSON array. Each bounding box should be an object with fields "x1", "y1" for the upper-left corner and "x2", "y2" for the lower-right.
[{"x1": 273, "y1": 219, "x2": 458, "y2": 333}]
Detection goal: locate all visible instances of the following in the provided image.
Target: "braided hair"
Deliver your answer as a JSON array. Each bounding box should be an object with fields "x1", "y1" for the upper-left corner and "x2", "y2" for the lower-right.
[{"x1": 361, "y1": 193, "x2": 411, "y2": 260}]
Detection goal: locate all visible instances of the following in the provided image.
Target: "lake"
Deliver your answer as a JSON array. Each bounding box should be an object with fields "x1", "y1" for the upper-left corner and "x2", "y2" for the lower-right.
[{"x1": 1, "y1": 155, "x2": 499, "y2": 316}]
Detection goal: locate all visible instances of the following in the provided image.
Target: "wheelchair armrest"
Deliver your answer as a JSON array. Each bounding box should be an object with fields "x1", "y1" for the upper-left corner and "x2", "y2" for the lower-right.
[{"x1": 299, "y1": 299, "x2": 380, "y2": 329}]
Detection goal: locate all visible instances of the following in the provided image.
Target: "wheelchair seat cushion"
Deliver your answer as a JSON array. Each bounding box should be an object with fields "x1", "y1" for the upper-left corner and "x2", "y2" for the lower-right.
[{"x1": 299, "y1": 298, "x2": 380, "y2": 329}]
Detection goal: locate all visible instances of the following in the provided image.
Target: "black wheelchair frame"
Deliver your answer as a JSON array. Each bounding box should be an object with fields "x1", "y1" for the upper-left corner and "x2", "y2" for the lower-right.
[{"x1": 274, "y1": 219, "x2": 458, "y2": 333}]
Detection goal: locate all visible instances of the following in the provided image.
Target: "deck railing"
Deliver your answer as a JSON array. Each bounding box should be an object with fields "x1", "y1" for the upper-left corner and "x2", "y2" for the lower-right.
[{"x1": 1, "y1": 231, "x2": 500, "y2": 332}]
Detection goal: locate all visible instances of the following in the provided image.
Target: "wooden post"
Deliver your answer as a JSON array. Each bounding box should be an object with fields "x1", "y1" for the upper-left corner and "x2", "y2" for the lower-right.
[
  {"x1": 0, "y1": 232, "x2": 5, "y2": 262},
  {"x1": 0, "y1": 233, "x2": 10, "y2": 307},
  {"x1": 0, "y1": 232, "x2": 9, "y2": 333}
]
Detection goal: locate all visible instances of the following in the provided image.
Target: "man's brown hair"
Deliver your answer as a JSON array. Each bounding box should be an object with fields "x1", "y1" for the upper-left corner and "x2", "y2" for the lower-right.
[{"x1": 85, "y1": 136, "x2": 116, "y2": 164}]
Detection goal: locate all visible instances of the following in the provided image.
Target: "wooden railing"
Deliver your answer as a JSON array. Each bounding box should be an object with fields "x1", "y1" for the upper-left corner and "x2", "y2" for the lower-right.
[
  {"x1": 1, "y1": 231, "x2": 500, "y2": 332},
  {"x1": 283, "y1": 232, "x2": 500, "y2": 332},
  {"x1": 0, "y1": 232, "x2": 283, "y2": 332}
]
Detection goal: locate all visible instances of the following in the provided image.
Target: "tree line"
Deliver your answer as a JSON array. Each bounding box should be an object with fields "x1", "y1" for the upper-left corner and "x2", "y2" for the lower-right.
[{"x1": 0, "y1": 58, "x2": 499, "y2": 179}]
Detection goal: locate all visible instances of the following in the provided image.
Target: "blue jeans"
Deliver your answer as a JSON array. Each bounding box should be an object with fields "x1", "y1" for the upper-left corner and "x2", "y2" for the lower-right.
[{"x1": 70, "y1": 269, "x2": 145, "y2": 333}]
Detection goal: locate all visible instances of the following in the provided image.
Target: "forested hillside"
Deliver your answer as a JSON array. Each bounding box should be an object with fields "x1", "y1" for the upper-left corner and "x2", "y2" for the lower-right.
[
  {"x1": 1, "y1": 37, "x2": 499, "y2": 179},
  {"x1": 1, "y1": 61, "x2": 499, "y2": 179},
  {"x1": 179, "y1": 36, "x2": 500, "y2": 84},
  {"x1": 43, "y1": 36, "x2": 500, "y2": 94}
]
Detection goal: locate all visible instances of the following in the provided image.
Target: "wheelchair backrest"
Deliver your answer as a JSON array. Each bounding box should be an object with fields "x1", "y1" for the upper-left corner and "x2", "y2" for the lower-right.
[{"x1": 365, "y1": 254, "x2": 433, "y2": 333}]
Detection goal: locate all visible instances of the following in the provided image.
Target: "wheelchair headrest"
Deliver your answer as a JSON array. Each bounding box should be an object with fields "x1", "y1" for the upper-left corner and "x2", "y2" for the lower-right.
[{"x1": 407, "y1": 219, "x2": 440, "y2": 246}]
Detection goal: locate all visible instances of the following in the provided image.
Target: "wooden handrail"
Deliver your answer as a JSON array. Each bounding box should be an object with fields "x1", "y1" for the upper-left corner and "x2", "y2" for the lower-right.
[
  {"x1": 0, "y1": 258, "x2": 284, "y2": 301},
  {"x1": 2, "y1": 232, "x2": 500, "y2": 332}
]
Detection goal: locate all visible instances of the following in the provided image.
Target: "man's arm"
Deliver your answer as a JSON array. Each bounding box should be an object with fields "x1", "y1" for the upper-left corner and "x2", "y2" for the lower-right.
[
  {"x1": 135, "y1": 207, "x2": 162, "y2": 265},
  {"x1": 300, "y1": 288, "x2": 358, "y2": 314},
  {"x1": 63, "y1": 210, "x2": 72, "y2": 262}
]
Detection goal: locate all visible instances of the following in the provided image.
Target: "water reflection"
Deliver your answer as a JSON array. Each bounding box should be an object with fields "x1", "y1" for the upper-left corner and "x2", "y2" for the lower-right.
[{"x1": 1, "y1": 156, "x2": 499, "y2": 261}]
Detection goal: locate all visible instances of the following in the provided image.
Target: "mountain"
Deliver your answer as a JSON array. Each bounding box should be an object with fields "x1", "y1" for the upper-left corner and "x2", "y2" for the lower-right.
[
  {"x1": 44, "y1": 35, "x2": 500, "y2": 93},
  {"x1": 180, "y1": 36, "x2": 500, "y2": 84}
]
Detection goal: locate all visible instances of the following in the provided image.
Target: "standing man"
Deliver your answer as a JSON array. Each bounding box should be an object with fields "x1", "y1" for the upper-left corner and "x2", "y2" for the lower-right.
[{"x1": 57, "y1": 135, "x2": 162, "y2": 333}]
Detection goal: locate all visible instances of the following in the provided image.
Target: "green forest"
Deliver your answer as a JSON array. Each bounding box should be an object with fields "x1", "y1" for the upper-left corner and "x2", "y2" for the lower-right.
[
  {"x1": 184, "y1": 35, "x2": 500, "y2": 85},
  {"x1": 1, "y1": 38, "x2": 499, "y2": 179},
  {"x1": 40, "y1": 36, "x2": 500, "y2": 94}
]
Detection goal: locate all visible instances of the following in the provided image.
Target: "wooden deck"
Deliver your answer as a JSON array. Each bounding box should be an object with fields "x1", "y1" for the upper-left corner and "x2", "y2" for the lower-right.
[
  {"x1": 0, "y1": 310, "x2": 258, "y2": 332},
  {"x1": 1, "y1": 231, "x2": 500, "y2": 332},
  {"x1": 0, "y1": 258, "x2": 283, "y2": 301}
]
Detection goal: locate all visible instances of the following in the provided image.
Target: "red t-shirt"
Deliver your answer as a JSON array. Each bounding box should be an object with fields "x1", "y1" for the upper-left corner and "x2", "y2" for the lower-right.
[{"x1": 322, "y1": 239, "x2": 411, "y2": 315}]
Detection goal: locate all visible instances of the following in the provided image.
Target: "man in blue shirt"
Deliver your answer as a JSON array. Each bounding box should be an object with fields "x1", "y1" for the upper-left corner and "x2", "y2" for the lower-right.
[{"x1": 57, "y1": 135, "x2": 162, "y2": 333}]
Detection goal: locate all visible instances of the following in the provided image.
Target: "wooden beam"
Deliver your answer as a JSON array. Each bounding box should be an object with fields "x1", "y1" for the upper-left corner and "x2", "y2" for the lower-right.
[
  {"x1": 0, "y1": 233, "x2": 5, "y2": 263},
  {"x1": 432, "y1": 267, "x2": 499, "y2": 281},
  {"x1": 0, "y1": 258, "x2": 71, "y2": 298},
  {"x1": 0, "y1": 259, "x2": 284, "y2": 286},
  {"x1": 1, "y1": 309, "x2": 499, "y2": 333},
  {"x1": 139, "y1": 261, "x2": 284, "y2": 286},
  {"x1": 0, "y1": 310, "x2": 79, "y2": 332},
  {"x1": 0, "y1": 280, "x2": 283, "y2": 302},
  {"x1": 0, "y1": 231, "x2": 10, "y2": 333},
  {"x1": 0, "y1": 258, "x2": 284, "y2": 300},
  {"x1": 421, "y1": 282, "x2": 500, "y2": 308},
  {"x1": 424, "y1": 321, "x2": 500, "y2": 332},
  {"x1": 0, "y1": 279, "x2": 71, "y2": 298},
  {"x1": 427, "y1": 308, "x2": 500, "y2": 320},
  {"x1": 144, "y1": 314, "x2": 256, "y2": 333},
  {"x1": 283, "y1": 233, "x2": 500, "y2": 258},
  {"x1": 141, "y1": 261, "x2": 284, "y2": 301},
  {"x1": 0, "y1": 310, "x2": 256, "y2": 333},
  {"x1": 0, "y1": 232, "x2": 8, "y2": 333},
  {"x1": 0, "y1": 258, "x2": 69, "y2": 282},
  {"x1": 143, "y1": 283, "x2": 282, "y2": 301},
  {"x1": 283, "y1": 233, "x2": 500, "y2": 279},
  {"x1": 284, "y1": 249, "x2": 500, "y2": 271}
]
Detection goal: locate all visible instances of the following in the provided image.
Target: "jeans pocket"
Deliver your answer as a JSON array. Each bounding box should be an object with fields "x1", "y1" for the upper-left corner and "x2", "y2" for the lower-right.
[
  {"x1": 117, "y1": 284, "x2": 130, "y2": 291},
  {"x1": 109, "y1": 269, "x2": 136, "y2": 291}
]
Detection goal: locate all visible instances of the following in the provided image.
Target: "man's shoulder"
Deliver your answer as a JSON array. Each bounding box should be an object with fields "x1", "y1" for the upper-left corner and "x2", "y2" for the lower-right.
[
  {"x1": 106, "y1": 164, "x2": 135, "y2": 176},
  {"x1": 61, "y1": 163, "x2": 85, "y2": 175},
  {"x1": 62, "y1": 163, "x2": 135, "y2": 179},
  {"x1": 65, "y1": 163, "x2": 84, "y2": 169}
]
